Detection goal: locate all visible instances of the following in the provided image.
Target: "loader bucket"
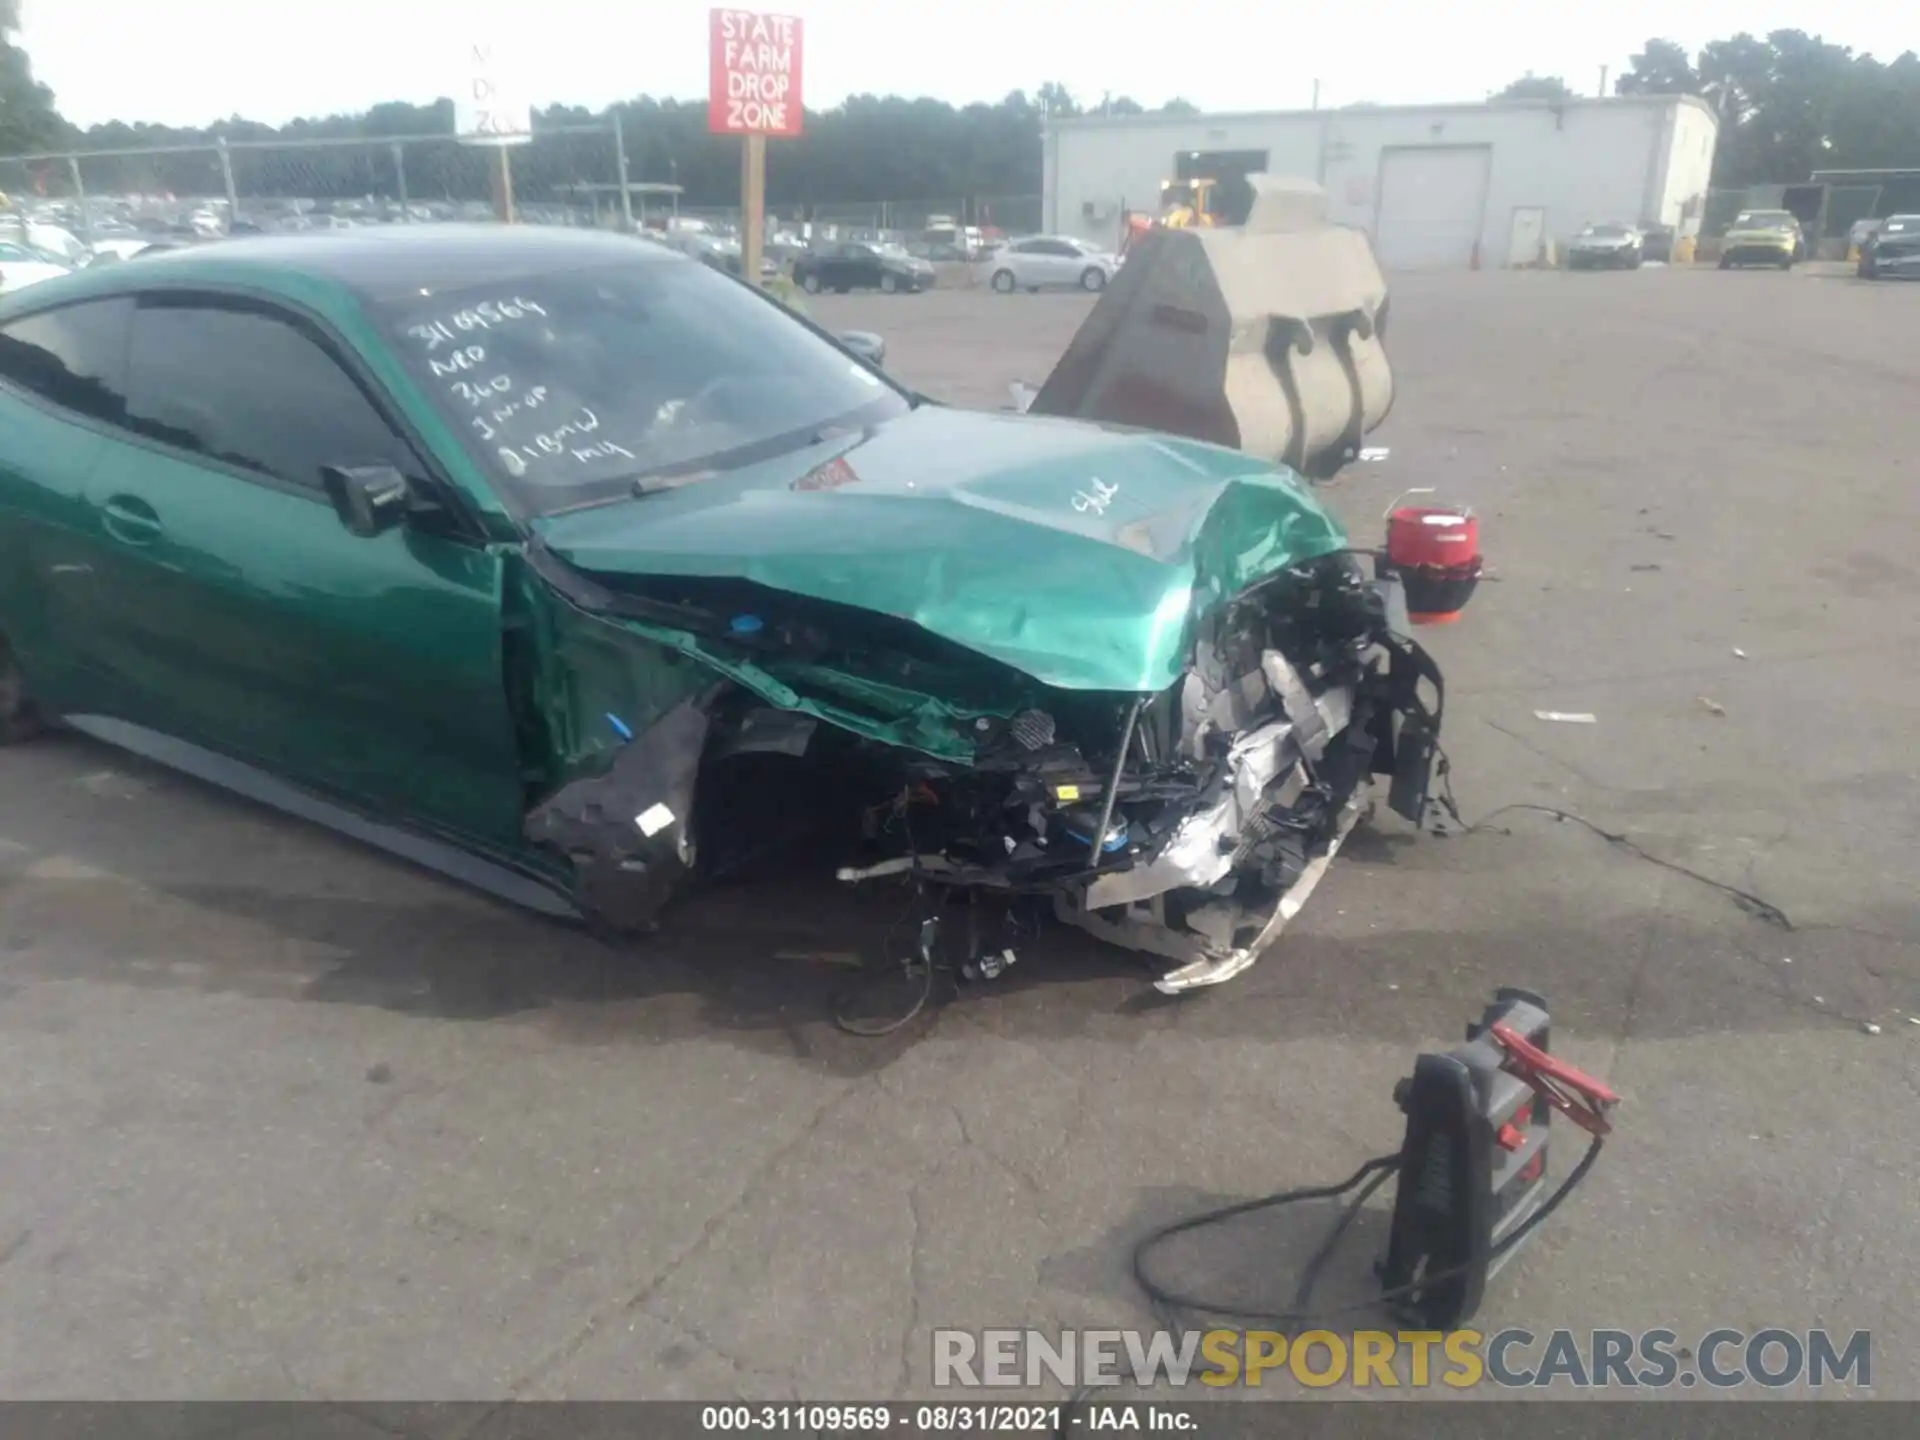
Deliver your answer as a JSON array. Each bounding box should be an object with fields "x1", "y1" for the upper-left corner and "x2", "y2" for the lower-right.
[{"x1": 1029, "y1": 176, "x2": 1393, "y2": 480}]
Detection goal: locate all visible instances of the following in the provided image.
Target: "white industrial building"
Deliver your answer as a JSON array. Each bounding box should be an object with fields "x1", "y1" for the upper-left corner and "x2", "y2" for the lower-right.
[{"x1": 1042, "y1": 95, "x2": 1720, "y2": 270}]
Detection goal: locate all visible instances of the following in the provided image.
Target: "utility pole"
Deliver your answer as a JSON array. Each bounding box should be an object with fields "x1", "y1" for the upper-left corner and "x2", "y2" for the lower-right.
[
  {"x1": 613, "y1": 113, "x2": 634, "y2": 232},
  {"x1": 1312, "y1": 78, "x2": 1321, "y2": 111},
  {"x1": 1598, "y1": 65, "x2": 1609, "y2": 97}
]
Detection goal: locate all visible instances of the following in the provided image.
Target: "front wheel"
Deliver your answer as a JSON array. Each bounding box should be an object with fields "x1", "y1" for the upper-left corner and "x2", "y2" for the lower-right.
[
  {"x1": 991, "y1": 269, "x2": 1015, "y2": 293},
  {"x1": 0, "y1": 635, "x2": 44, "y2": 745},
  {"x1": 801, "y1": 272, "x2": 823, "y2": 294},
  {"x1": 1778, "y1": 255, "x2": 1794, "y2": 270},
  {"x1": 1080, "y1": 266, "x2": 1106, "y2": 292},
  {"x1": 1718, "y1": 255, "x2": 1733, "y2": 270},
  {"x1": 880, "y1": 272, "x2": 898, "y2": 294}
]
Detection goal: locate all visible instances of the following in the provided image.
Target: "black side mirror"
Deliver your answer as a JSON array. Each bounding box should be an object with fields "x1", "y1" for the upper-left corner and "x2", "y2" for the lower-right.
[{"x1": 323, "y1": 464, "x2": 412, "y2": 538}]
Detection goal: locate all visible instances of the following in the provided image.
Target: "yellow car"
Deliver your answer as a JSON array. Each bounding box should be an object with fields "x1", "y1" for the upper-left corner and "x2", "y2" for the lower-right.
[{"x1": 1718, "y1": 210, "x2": 1803, "y2": 270}]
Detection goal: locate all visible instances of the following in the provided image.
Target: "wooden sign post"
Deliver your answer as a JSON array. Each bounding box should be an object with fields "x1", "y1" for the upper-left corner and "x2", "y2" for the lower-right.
[{"x1": 709, "y1": 9, "x2": 805, "y2": 287}]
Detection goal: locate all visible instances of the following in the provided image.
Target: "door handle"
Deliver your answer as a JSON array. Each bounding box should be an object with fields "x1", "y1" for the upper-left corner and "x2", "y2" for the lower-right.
[{"x1": 101, "y1": 495, "x2": 163, "y2": 547}]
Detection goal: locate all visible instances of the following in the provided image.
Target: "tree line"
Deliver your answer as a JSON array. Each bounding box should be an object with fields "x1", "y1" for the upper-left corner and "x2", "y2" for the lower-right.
[
  {"x1": 3, "y1": 11, "x2": 1917, "y2": 208},
  {"x1": 1495, "y1": 30, "x2": 1920, "y2": 189}
]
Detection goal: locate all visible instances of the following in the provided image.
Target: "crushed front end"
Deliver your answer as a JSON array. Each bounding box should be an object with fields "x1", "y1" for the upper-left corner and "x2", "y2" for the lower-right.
[{"x1": 823, "y1": 552, "x2": 1442, "y2": 992}]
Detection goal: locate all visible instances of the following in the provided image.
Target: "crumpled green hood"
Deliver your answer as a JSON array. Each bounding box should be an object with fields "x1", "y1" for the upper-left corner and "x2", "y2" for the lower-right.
[{"x1": 532, "y1": 405, "x2": 1347, "y2": 692}]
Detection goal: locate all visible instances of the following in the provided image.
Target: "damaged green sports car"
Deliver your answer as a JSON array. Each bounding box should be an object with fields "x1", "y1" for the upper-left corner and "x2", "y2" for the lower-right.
[{"x1": 0, "y1": 226, "x2": 1441, "y2": 992}]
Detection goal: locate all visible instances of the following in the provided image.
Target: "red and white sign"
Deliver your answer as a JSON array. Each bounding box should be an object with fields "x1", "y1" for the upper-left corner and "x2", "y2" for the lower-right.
[{"x1": 708, "y1": 9, "x2": 804, "y2": 137}]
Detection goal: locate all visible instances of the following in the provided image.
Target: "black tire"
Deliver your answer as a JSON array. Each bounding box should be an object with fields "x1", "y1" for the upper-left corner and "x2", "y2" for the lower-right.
[
  {"x1": 801, "y1": 272, "x2": 822, "y2": 294},
  {"x1": 880, "y1": 272, "x2": 899, "y2": 294},
  {"x1": 1080, "y1": 266, "x2": 1106, "y2": 292},
  {"x1": 991, "y1": 269, "x2": 1015, "y2": 293},
  {"x1": 1778, "y1": 255, "x2": 1794, "y2": 270},
  {"x1": 0, "y1": 635, "x2": 44, "y2": 744},
  {"x1": 1718, "y1": 255, "x2": 1733, "y2": 270}
]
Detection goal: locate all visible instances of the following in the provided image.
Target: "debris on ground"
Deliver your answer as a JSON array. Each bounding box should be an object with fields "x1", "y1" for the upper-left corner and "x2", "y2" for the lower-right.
[
  {"x1": 1698, "y1": 697, "x2": 1727, "y2": 717},
  {"x1": 1732, "y1": 647, "x2": 1748, "y2": 659},
  {"x1": 1862, "y1": 1022, "x2": 1882, "y2": 1036},
  {"x1": 1358, "y1": 446, "x2": 1391, "y2": 462},
  {"x1": 1629, "y1": 563, "x2": 1662, "y2": 572},
  {"x1": 1534, "y1": 711, "x2": 1598, "y2": 724}
]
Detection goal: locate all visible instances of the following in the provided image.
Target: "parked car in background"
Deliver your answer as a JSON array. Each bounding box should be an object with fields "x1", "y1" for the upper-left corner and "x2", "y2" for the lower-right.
[
  {"x1": 1858, "y1": 215, "x2": 1920, "y2": 280},
  {"x1": 1721, "y1": 209, "x2": 1806, "y2": 268},
  {"x1": 1637, "y1": 223, "x2": 1675, "y2": 263},
  {"x1": 838, "y1": 329, "x2": 886, "y2": 368},
  {"x1": 83, "y1": 237, "x2": 191, "y2": 266},
  {"x1": 2, "y1": 221, "x2": 89, "y2": 266},
  {"x1": 1566, "y1": 223, "x2": 1644, "y2": 270},
  {"x1": 792, "y1": 242, "x2": 933, "y2": 295},
  {"x1": 0, "y1": 240, "x2": 72, "y2": 293},
  {"x1": 987, "y1": 236, "x2": 1121, "y2": 293}
]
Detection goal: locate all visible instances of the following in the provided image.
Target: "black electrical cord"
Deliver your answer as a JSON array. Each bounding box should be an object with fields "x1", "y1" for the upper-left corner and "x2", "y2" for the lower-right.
[
  {"x1": 1432, "y1": 747, "x2": 1791, "y2": 929},
  {"x1": 1056, "y1": 1134, "x2": 1606, "y2": 1434}
]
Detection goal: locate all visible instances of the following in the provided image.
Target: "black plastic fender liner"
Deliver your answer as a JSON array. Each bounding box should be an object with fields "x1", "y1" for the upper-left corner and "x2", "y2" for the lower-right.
[{"x1": 523, "y1": 687, "x2": 720, "y2": 932}]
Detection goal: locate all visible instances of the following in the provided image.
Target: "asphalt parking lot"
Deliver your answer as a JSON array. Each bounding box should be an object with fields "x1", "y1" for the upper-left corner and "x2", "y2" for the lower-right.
[{"x1": 2, "y1": 264, "x2": 1917, "y2": 1406}]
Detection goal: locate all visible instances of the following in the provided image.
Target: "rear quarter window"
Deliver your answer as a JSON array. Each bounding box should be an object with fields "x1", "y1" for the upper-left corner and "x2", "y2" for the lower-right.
[{"x1": 0, "y1": 298, "x2": 132, "y2": 424}]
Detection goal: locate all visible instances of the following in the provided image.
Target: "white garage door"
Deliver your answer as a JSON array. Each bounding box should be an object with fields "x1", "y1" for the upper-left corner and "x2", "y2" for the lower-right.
[{"x1": 1373, "y1": 146, "x2": 1493, "y2": 271}]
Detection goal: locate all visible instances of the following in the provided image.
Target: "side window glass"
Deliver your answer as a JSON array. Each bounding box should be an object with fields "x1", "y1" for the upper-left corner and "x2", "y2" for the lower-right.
[
  {"x1": 0, "y1": 298, "x2": 131, "y2": 424},
  {"x1": 126, "y1": 298, "x2": 417, "y2": 490}
]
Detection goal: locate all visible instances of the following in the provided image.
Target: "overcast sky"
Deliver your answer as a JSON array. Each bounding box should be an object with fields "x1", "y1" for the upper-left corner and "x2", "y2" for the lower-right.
[{"x1": 19, "y1": 0, "x2": 1916, "y2": 130}]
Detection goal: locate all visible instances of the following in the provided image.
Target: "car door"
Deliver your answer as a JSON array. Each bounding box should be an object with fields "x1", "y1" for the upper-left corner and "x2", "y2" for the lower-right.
[
  {"x1": 844, "y1": 244, "x2": 882, "y2": 289},
  {"x1": 0, "y1": 297, "x2": 133, "y2": 719},
  {"x1": 1043, "y1": 239, "x2": 1087, "y2": 286},
  {"x1": 1002, "y1": 240, "x2": 1042, "y2": 287},
  {"x1": 70, "y1": 289, "x2": 528, "y2": 850}
]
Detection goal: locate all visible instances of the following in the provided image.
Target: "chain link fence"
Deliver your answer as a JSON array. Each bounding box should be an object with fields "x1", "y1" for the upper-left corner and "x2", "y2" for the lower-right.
[
  {"x1": 0, "y1": 125, "x2": 1043, "y2": 257},
  {"x1": 0, "y1": 123, "x2": 629, "y2": 236}
]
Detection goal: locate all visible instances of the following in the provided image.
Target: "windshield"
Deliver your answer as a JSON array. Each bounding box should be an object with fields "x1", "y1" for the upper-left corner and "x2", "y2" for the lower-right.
[
  {"x1": 1735, "y1": 211, "x2": 1795, "y2": 230},
  {"x1": 871, "y1": 242, "x2": 913, "y2": 259},
  {"x1": 1582, "y1": 225, "x2": 1630, "y2": 237},
  {"x1": 378, "y1": 255, "x2": 912, "y2": 515}
]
